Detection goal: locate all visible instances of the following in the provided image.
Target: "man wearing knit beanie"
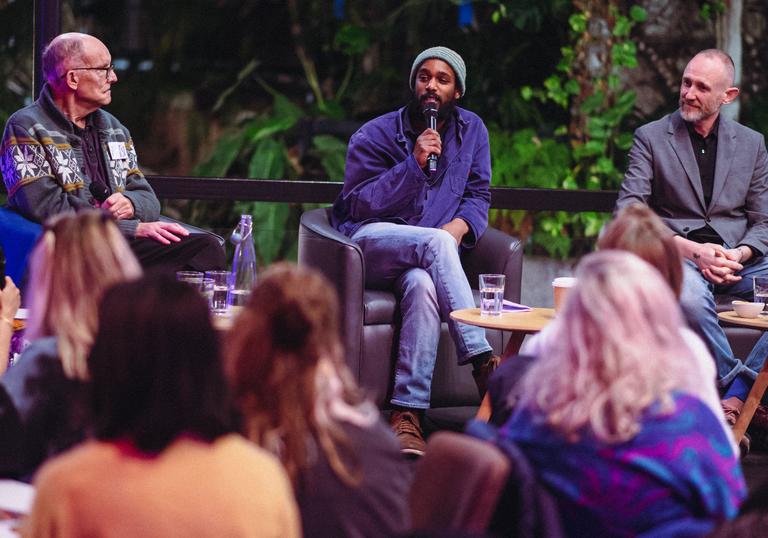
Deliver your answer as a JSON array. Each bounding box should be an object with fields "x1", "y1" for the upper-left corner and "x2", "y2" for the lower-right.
[{"x1": 331, "y1": 46, "x2": 497, "y2": 456}]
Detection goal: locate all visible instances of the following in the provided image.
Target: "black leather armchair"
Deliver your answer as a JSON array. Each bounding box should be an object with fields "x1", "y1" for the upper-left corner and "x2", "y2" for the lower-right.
[{"x1": 298, "y1": 207, "x2": 524, "y2": 425}]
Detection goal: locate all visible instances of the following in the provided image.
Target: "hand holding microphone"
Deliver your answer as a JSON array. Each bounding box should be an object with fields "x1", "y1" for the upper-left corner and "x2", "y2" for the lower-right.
[
  {"x1": 89, "y1": 182, "x2": 135, "y2": 220},
  {"x1": 423, "y1": 103, "x2": 439, "y2": 173},
  {"x1": 413, "y1": 102, "x2": 441, "y2": 171}
]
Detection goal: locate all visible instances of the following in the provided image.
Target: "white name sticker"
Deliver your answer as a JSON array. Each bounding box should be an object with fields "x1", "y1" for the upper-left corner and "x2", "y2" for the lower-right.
[{"x1": 107, "y1": 142, "x2": 129, "y2": 160}]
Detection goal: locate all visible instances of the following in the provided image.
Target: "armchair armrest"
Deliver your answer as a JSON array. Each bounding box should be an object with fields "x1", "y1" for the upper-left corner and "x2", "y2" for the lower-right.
[
  {"x1": 461, "y1": 228, "x2": 523, "y2": 302},
  {"x1": 298, "y1": 208, "x2": 366, "y2": 376},
  {"x1": 0, "y1": 206, "x2": 42, "y2": 286},
  {"x1": 158, "y1": 215, "x2": 224, "y2": 246}
]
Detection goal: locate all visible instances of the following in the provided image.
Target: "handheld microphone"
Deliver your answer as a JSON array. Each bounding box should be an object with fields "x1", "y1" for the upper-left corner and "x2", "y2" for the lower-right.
[
  {"x1": 89, "y1": 182, "x2": 110, "y2": 203},
  {"x1": 422, "y1": 103, "x2": 438, "y2": 173}
]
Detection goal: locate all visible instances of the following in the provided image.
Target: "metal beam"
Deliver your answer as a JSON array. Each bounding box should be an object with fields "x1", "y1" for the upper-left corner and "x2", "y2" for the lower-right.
[
  {"x1": 146, "y1": 176, "x2": 618, "y2": 212},
  {"x1": 33, "y1": 0, "x2": 61, "y2": 98}
]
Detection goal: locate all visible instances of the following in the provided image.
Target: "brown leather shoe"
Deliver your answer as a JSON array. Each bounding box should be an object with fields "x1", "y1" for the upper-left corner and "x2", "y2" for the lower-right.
[
  {"x1": 390, "y1": 410, "x2": 426, "y2": 457},
  {"x1": 472, "y1": 354, "x2": 501, "y2": 398}
]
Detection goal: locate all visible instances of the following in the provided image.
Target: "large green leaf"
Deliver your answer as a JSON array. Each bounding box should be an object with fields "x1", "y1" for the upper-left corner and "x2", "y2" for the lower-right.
[
  {"x1": 312, "y1": 135, "x2": 348, "y2": 181},
  {"x1": 248, "y1": 138, "x2": 286, "y2": 179},
  {"x1": 273, "y1": 95, "x2": 304, "y2": 124},
  {"x1": 334, "y1": 24, "x2": 370, "y2": 55},
  {"x1": 243, "y1": 97, "x2": 303, "y2": 145},
  {"x1": 232, "y1": 201, "x2": 291, "y2": 266},
  {"x1": 255, "y1": 202, "x2": 290, "y2": 265},
  {"x1": 193, "y1": 131, "x2": 246, "y2": 177}
]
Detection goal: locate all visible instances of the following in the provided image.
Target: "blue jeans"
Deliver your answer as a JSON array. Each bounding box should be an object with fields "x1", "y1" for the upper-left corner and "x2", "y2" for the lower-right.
[
  {"x1": 351, "y1": 222, "x2": 493, "y2": 409},
  {"x1": 680, "y1": 256, "x2": 768, "y2": 387}
]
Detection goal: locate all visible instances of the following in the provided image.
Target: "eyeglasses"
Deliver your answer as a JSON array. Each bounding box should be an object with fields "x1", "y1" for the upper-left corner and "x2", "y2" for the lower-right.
[{"x1": 60, "y1": 64, "x2": 115, "y2": 80}]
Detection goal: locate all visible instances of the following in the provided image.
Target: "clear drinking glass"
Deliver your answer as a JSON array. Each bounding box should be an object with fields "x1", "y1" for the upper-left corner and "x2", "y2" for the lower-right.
[
  {"x1": 479, "y1": 274, "x2": 505, "y2": 316},
  {"x1": 175, "y1": 271, "x2": 204, "y2": 290},
  {"x1": 753, "y1": 275, "x2": 768, "y2": 312},
  {"x1": 205, "y1": 270, "x2": 232, "y2": 314}
]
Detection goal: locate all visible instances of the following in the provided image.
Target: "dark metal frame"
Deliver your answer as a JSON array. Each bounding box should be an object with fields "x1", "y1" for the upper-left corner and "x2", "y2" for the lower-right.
[
  {"x1": 146, "y1": 177, "x2": 618, "y2": 212},
  {"x1": 30, "y1": 0, "x2": 618, "y2": 214}
]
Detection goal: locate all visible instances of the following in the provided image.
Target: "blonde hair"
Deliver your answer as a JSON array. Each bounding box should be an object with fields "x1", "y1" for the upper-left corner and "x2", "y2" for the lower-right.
[
  {"x1": 598, "y1": 204, "x2": 683, "y2": 298},
  {"x1": 517, "y1": 250, "x2": 695, "y2": 444},
  {"x1": 225, "y1": 263, "x2": 374, "y2": 487},
  {"x1": 26, "y1": 211, "x2": 142, "y2": 380}
]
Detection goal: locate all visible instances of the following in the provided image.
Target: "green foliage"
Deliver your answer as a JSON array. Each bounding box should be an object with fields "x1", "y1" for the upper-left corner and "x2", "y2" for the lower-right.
[
  {"x1": 192, "y1": 88, "x2": 345, "y2": 266},
  {"x1": 496, "y1": 1, "x2": 645, "y2": 258},
  {"x1": 334, "y1": 24, "x2": 370, "y2": 55},
  {"x1": 312, "y1": 135, "x2": 347, "y2": 181},
  {"x1": 699, "y1": 1, "x2": 726, "y2": 21}
]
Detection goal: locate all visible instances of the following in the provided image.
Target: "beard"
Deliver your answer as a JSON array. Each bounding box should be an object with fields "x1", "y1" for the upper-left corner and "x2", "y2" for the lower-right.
[
  {"x1": 679, "y1": 98, "x2": 718, "y2": 123},
  {"x1": 407, "y1": 92, "x2": 457, "y2": 126}
]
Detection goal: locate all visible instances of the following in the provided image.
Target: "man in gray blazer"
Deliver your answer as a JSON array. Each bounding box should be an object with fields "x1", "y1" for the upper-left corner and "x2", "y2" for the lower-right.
[{"x1": 616, "y1": 49, "x2": 768, "y2": 428}]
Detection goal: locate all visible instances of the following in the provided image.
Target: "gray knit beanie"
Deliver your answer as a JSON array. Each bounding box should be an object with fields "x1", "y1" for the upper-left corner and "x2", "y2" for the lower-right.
[{"x1": 409, "y1": 46, "x2": 466, "y2": 97}]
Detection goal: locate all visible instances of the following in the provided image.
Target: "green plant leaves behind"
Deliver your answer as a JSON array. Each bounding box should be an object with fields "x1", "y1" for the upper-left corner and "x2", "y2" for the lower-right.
[
  {"x1": 630, "y1": 5, "x2": 647, "y2": 22},
  {"x1": 248, "y1": 138, "x2": 286, "y2": 180},
  {"x1": 194, "y1": 130, "x2": 247, "y2": 177},
  {"x1": 580, "y1": 91, "x2": 606, "y2": 115},
  {"x1": 234, "y1": 201, "x2": 290, "y2": 266},
  {"x1": 312, "y1": 134, "x2": 347, "y2": 181},
  {"x1": 334, "y1": 24, "x2": 370, "y2": 56},
  {"x1": 245, "y1": 95, "x2": 303, "y2": 143},
  {"x1": 568, "y1": 13, "x2": 587, "y2": 33}
]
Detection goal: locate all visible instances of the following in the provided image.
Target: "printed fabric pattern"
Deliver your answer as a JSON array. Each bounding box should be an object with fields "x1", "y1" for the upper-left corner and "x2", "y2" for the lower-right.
[{"x1": 500, "y1": 392, "x2": 746, "y2": 537}]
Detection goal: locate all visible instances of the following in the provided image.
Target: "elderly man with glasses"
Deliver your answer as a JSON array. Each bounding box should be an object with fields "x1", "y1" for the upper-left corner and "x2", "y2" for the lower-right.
[{"x1": 1, "y1": 33, "x2": 225, "y2": 272}]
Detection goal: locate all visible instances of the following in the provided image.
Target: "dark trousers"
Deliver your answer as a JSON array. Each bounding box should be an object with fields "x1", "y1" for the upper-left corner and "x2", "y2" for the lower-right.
[{"x1": 129, "y1": 233, "x2": 226, "y2": 274}]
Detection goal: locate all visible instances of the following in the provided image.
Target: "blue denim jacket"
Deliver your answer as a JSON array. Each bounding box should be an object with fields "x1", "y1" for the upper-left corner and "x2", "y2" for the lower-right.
[{"x1": 331, "y1": 105, "x2": 491, "y2": 247}]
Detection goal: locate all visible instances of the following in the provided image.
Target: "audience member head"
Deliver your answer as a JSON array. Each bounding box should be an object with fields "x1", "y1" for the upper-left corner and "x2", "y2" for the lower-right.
[
  {"x1": 88, "y1": 273, "x2": 233, "y2": 453},
  {"x1": 517, "y1": 250, "x2": 695, "y2": 444},
  {"x1": 598, "y1": 204, "x2": 683, "y2": 297},
  {"x1": 26, "y1": 210, "x2": 141, "y2": 380},
  {"x1": 225, "y1": 263, "x2": 373, "y2": 485}
]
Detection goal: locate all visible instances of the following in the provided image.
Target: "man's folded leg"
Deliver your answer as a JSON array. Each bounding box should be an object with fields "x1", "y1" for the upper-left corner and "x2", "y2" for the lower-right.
[{"x1": 129, "y1": 233, "x2": 226, "y2": 273}]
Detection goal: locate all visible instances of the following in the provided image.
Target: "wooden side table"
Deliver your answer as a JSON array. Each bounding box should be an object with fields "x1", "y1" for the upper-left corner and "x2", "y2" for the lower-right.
[
  {"x1": 450, "y1": 307, "x2": 554, "y2": 420},
  {"x1": 718, "y1": 310, "x2": 768, "y2": 444}
]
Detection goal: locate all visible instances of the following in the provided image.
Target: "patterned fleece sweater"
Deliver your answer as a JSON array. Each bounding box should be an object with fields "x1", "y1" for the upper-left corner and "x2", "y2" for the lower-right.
[{"x1": 0, "y1": 84, "x2": 160, "y2": 236}]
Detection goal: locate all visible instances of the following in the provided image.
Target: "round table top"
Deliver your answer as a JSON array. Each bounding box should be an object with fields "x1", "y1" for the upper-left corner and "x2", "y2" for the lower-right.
[
  {"x1": 450, "y1": 307, "x2": 555, "y2": 333},
  {"x1": 718, "y1": 310, "x2": 768, "y2": 330}
]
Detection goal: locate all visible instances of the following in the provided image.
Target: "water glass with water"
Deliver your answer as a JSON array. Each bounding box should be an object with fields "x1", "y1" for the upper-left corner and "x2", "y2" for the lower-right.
[
  {"x1": 754, "y1": 275, "x2": 768, "y2": 309},
  {"x1": 479, "y1": 274, "x2": 505, "y2": 316},
  {"x1": 205, "y1": 270, "x2": 232, "y2": 314},
  {"x1": 200, "y1": 277, "x2": 215, "y2": 308},
  {"x1": 176, "y1": 271, "x2": 204, "y2": 289}
]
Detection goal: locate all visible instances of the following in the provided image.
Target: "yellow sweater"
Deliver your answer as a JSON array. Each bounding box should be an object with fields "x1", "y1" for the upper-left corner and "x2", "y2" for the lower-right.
[{"x1": 23, "y1": 434, "x2": 301, "y2": 538}]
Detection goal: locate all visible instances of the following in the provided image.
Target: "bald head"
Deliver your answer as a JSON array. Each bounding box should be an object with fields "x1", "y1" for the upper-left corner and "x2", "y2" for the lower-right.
[
  {"x1": 690, "y1": 49, "x2": 736, "y2": 87},
  {"x1": 42, "y1": 33, "x2": 106, "y2": 88}
]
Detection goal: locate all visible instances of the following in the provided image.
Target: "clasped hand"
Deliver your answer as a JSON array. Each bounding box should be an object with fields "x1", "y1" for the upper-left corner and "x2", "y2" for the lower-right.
[{"x1": 695, "y1": 243, "x2": 743, "y2": 284}]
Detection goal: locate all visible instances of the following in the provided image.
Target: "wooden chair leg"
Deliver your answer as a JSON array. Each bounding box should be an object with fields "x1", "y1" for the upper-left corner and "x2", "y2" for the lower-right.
[{"x1": 733, "y1": 363, "x2": 768, "y2": 444}]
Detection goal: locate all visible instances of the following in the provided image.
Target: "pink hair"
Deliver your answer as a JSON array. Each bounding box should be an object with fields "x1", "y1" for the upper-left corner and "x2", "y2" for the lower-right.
[{"x1": 517, "y1": 250, "x2": 697, "y2": 443}]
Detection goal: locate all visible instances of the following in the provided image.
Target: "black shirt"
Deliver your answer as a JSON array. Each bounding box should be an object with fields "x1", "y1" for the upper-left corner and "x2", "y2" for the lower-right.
[
  {"x1": 686, "y1": 118, "x2": 722, "y2": 245},
  {"x1": 73, "y1": 117, "x2": 112, "y2": 201}
]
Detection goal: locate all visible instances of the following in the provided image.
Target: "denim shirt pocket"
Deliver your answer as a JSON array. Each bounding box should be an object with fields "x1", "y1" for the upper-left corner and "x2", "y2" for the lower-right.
[{"x1": 448, "y1": 154, "x2": 472, "y2": 197}]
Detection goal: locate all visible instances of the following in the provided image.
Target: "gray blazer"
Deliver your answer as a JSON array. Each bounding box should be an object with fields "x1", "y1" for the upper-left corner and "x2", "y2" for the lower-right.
[{"x1": 616, "y1": 109, "x2": 768, "y2": 254}]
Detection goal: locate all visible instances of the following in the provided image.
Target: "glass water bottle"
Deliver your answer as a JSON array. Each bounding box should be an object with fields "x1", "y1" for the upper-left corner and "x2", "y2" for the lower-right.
[{"x1": 228, "y1": 214, "x2": 257, "y2": 316}]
